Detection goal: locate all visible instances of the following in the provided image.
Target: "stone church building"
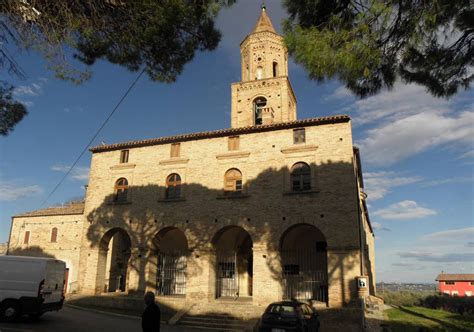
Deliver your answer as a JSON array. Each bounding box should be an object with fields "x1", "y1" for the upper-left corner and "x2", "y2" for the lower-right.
[{"x1": 8, "y1": 7, "x2": 375, "y2": 312}]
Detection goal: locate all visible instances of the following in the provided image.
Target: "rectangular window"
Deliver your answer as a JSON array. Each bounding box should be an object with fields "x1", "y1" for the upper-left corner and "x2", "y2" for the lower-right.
[
  {"x1": 170, "y1": 143, "x2": 181, "y2": 158},
  {"x1": 24, "y1": 231, "x2": 30, "y2": 244},
  {"x1": 120, "y1": 150, "x2": 129, "y2": 163},
  {"x1": 471, "y1": 282, "x2": 474, "y2": 286},
  {"x1": 228, "y1": 136, "x2": 240, "y2": 151},
  {"x1": 466, "y1": 291, "x2": 473, "y2": 297},
  {"x1": 445, "y1": 281, "x2": 455, "y2": 285},
  {"x1": 293, "y1": 128, "x2": 305, "y2": 144}
]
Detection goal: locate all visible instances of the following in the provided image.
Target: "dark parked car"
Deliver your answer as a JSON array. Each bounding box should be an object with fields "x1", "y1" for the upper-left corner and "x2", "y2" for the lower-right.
[{"x1": 258, "y1": 301, "x2": 320, "y2": 332}]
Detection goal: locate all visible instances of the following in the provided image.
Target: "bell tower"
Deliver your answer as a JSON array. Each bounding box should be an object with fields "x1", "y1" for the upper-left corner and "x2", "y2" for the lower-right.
[{"x1": 231, "y1": 6, "x2": 297, "y2": 128}]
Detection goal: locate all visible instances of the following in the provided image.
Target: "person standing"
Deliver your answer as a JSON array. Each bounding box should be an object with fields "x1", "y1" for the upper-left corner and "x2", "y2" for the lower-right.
[{"x1": 142, "y1": 291, "x2": 161, "y2": 332}]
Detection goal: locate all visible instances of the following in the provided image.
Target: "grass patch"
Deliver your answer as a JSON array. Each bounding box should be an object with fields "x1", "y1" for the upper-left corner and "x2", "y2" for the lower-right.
[{"x1": 387, "y1": 306, "x2": 474, "y2": 332}]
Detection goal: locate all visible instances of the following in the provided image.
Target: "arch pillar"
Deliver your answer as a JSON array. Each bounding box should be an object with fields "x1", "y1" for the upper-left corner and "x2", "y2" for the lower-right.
[
  {"x1": 127, "y1": 246, "x2": 147, "y2": 295},
  {"x1": 252, "y1": 243, "x2": 281, "y2": 306}
]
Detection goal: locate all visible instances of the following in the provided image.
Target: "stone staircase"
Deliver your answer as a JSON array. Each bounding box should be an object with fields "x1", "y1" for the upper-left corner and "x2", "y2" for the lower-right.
[{"x1": 176, "y1": 300, "x2": 264, "y2": 331}]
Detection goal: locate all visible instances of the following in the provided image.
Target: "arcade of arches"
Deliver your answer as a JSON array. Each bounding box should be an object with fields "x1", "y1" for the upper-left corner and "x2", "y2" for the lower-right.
[{"x1": 92, "y1": 224, "x2": 337, "y2": 306}]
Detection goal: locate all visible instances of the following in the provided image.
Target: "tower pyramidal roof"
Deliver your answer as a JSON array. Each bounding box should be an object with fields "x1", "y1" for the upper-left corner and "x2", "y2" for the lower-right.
[{"x1": 252, "y1": 5, "x2": 276, "y2": 33}]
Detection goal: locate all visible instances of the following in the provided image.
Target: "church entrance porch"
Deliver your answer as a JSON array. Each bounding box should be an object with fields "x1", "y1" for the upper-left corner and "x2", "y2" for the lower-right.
[
  {"x1": 280, "y1": 224, "x2": 328, "y2": 304},
  {"x1": 152, "y1": 227, "x2": 188, "y2": 297},
  {"x1": 213, "y1": 226, "x2": 253, "y2": 299}
]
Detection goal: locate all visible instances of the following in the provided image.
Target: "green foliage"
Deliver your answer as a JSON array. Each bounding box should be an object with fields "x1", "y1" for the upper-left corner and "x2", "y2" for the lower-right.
[
  {"x1": 284, "y1": 0, "x2": 473, "y2": 98},
  {"x1": 420, "y1": 295, "x2": 474, "y2": 316},
  {"x1": 0, "y1": 82, "x2": 27, "y2": 136},
  {"x1": 0, "y1": 0, "x2": 235, "y2": 134},
  {"x1": 381, "y1": 290, "x2": 436, "y2": 306}
]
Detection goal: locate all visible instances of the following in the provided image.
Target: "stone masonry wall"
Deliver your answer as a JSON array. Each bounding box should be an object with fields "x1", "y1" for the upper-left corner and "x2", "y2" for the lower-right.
[
  {"x1": 77, "y1": 120, "x2": 367, "y2": 308},
  {"x1": 9, "y1": 214, "x2": 84, "y2": 293}
]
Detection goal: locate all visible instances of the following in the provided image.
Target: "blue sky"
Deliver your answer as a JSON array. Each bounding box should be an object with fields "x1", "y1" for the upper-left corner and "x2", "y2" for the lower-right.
[{"x1": 1, "y1": 1, "x2": 473, "y2": 283}]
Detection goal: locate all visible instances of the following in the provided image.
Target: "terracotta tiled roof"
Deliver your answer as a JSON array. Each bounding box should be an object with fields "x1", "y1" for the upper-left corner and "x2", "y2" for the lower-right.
[
  {"x1": 13, "y1": 201, "x2": 85, "y2": 218},
  {"x1": 90, "y1": 115, "x2": 350, "y2": 153},
  {"x1": 253, "y1": 7, "x2": 276, "y2": 34},
  {"x1": 436, "y1": 274, "x2": 474, "y2": 281}
]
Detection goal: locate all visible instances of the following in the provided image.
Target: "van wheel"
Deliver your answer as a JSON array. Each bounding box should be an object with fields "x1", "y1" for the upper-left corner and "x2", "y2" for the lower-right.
[{"x1": 0, "y1": 301, "x2": 21, "y2": 322}]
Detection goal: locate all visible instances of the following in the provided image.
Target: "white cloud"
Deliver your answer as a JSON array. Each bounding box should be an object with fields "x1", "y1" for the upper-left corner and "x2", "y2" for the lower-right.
[
  {"x1": 0, "y1": 182, "x2": 43, "y2": 201},
  {"x1": 358, "y1": 111, "x2": 474, "y2": 166},
  {"x1": 399, "y1": 251, "x2": 474, "y2": 263},
  {"x1": 372, "y1": 222, "x2": 391, "y2": 231},
  {"x1": 51, "y1": 165, "x2": 90, "y2": 181},
  {"x1": 352, "y1": 83, "x2": 451, "y2": 125},
  {"x1": 423, "y1": 176, "x2": 473, "y2": 187},
  {"x1": 422, "y1": 227, "x2": 474, "y2": 244},
  {"x1": 325, "y1": 86, "x2": 352, "y2": 101},
  {"x1": 363, "y1": 171, "x2": 422, "y2": 200},
  {"x1": 13, "y1": 82, "x2": 43, "y2": 97},
  {"x1": 459, "y1": 149, "x2": 474, "y2": 159},
  {"x1": 373, "y1": 200, "x2": 436, "y2": 220}
]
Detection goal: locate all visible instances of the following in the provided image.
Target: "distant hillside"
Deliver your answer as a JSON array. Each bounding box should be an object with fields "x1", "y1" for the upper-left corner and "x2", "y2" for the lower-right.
[{"x1": 377, "y1": 282, "x2": 437, "y2": 292}]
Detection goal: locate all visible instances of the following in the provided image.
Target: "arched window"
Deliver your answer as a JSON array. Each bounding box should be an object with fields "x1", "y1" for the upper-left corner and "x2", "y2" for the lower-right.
[
  {"x1": 256, "y1": 66, "x2": 263, "y2": 80},
  {"x1": 114, "y1": 178, "x2": 129, "y2": 202},
  {"x1": 291, "y1": 163, "x2": 311, "y2": 191},
  {"x1": 224, "y1": 168, "x2": 243, "y2": 195},
  {"x1": 273, "y1": 62, "x2": 278, "y2": 77},
  {"x1": 166, "y1": 173, "x2": 181, "y2": 199},
  {"x1": 51, "y1": 227, "x2": 58, "y2": 243},
  {"x1": 253, "y1": 97, "x2": 266, "y2": 125}
]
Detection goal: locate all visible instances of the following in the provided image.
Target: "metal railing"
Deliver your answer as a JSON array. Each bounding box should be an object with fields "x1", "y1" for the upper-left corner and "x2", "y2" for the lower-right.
[
  {"x1": 216, "y1": 251, "x2": 239, "y2": 298},
  {"x1": 281, "y1": 249, "x2": 328, "y2": 303},
  {"x1": 156, "y1": 252, "x2": 186, "y2": 296}
]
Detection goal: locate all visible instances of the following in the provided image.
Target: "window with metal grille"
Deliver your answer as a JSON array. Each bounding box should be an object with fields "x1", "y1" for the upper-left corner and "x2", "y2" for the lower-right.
[
  {"x1": 24, "y1": 231, "x2": 30, "y2": 244},
  {"x1": 293, "y1": 128, "x2": 305, "y2": 144},
  {"x1": 224, "y1": 168, "x2": 243, "y2": 195},
  {"x1": 170, "y1": 143, "x2": 180, "y2": 158},
  {"x1": 51, "y1": 227, "x2": 58, "y2": 243},
  {"x1": 228, "y1": 136, "x2": 240, "y2": 151},
  {"x1": 445, "y1": 281, "x2": 455, "y2": 285},
  {"x1": 291, "y1": 162, "x2": 311, "y2": 191},
  {"x1": 114, "y1": 178, "x2": 129, "y2": 202},
  {"x1": 120, "y1": 150, "x2": 129, "y2": 163},
  {"x1": 166, "y1": 173, "x2": 181, "y2": 199}
]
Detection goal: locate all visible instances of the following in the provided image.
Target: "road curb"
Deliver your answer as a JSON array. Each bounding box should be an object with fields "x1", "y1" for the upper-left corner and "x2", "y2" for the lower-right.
[{"x1": 65, "y1": 303, "x2": 141, "y2": 320}]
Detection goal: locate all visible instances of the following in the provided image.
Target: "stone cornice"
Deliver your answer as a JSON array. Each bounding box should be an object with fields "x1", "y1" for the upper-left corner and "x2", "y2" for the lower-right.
[
  {"x1": 216, "y1": 151, "x2": 251, "y2": 160},
  {"x1": 281, "y1": 144, "x2": 318, "y2": 154}
]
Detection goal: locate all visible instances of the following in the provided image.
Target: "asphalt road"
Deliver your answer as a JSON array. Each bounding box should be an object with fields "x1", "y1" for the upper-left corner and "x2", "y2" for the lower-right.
[{"x1": 0, "y1": 306, "x2": 190, "y2": 332}]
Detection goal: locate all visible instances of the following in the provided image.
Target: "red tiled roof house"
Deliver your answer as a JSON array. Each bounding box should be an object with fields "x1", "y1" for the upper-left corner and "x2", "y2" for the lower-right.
[{"x1": 436, "y1": 274, "x2": 474, "y2": 297}]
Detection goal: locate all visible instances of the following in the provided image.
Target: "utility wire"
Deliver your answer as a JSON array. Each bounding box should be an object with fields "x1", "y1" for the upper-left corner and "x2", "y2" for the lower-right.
[{"x1": 40, "y1": 68, "x2": 146, "y2": 207}]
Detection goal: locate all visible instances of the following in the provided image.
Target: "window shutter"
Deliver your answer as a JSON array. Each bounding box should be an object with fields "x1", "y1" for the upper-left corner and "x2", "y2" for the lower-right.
[{"x1": 171, "y1": 143, "x2": 181, "y2": 158}]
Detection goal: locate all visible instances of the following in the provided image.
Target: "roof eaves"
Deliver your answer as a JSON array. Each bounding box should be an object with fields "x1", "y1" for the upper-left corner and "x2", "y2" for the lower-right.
[{"x1": 90, "y1": 115, "x2": 351, "y2": 153}]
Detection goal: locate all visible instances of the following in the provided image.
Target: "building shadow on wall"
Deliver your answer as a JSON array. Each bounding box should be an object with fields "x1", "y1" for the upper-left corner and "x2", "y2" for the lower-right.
[{"x1": 83, "y1": 160, "x2": 370, "y2": 312}]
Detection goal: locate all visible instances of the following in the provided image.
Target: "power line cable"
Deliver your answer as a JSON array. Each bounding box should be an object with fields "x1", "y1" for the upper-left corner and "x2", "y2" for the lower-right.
[{"x1": 40, "y1": 68, "x2": 146, "y2": 207}]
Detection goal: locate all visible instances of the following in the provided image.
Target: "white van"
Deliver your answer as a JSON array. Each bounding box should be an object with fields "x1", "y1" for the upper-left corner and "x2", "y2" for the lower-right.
[{"x1": 0, "y1": 255, "x2": 66, "y2": 321}]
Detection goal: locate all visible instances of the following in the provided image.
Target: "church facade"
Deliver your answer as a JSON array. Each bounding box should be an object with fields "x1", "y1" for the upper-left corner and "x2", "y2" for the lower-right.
[{"x1": 8, "y1": 8, "x2": 375, "y2": 310}]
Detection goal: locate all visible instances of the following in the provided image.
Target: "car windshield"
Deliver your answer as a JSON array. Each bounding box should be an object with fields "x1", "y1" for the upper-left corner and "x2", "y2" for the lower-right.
[{"x1": 268, "y1": 304, "x2": 296, "y2": 314}]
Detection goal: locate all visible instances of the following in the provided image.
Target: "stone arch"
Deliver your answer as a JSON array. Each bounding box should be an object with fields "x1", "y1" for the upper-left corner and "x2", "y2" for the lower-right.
[
  {"x1": 253, "y1": 96, "x2": 267, "y2": 125},
  {"x1": 97, "y1": 227, "x2": 132, "y2": 293},
  {"x1": 280, "y1": 223, "x2": 328, "y2": 304},
  {"x1": 212, "y1": 226, "x2": 253, "y2": 298},
  {"x1": 152, "y1": 227, "x2": 188, "y2": 296}
]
